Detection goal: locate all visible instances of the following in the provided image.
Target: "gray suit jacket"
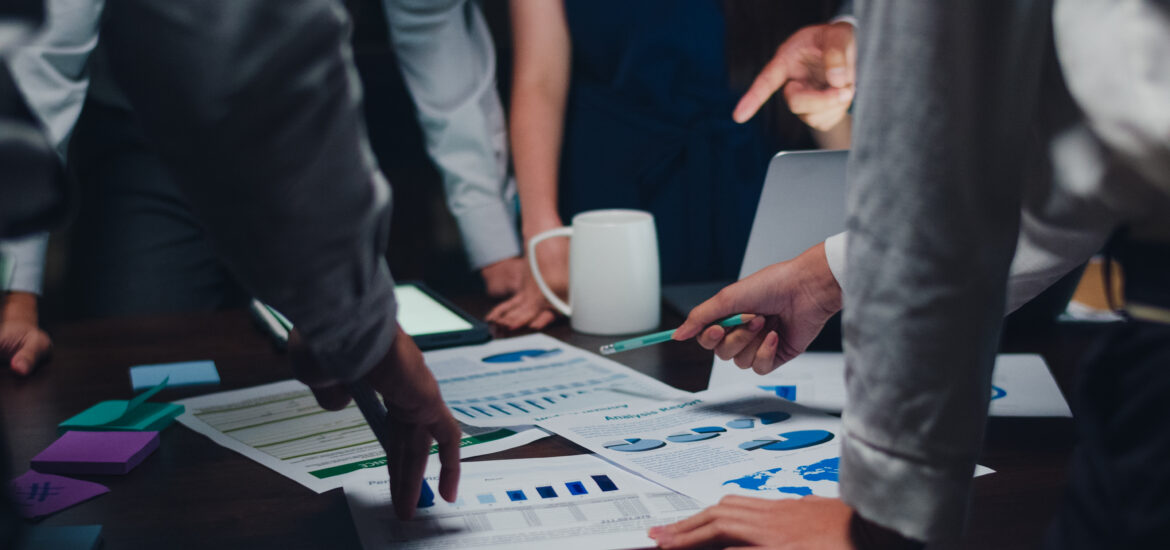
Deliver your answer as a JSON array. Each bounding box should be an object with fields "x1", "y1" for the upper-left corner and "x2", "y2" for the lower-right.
[
  {"x1": 102, "y1": 0, "x2": 397, "y2": 383},
  {"x1": 843, "y1": 0, "x2": 1170, "y2": 542}
]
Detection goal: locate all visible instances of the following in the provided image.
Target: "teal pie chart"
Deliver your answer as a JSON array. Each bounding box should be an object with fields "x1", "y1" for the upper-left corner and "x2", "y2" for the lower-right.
[
  {"x1": 739, "y1": 429, "x2": 834, "y2": 451},
  {"x1": 604, "y1": 438, "x2": 666, "y2": 452}
]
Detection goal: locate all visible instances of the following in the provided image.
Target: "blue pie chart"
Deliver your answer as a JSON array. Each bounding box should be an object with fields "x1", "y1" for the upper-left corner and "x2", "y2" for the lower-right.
[
  {"x1": 604, "y1": 438, "x2": 666, "y2": 452},
  {"x1": 727, "y1": 418, "x2": 755, "y2": 429},
  {"x1": 757, "y1": 411, "x2": 791, "y2": 425},
  {"x1": 482, "y1": 349, "x2": 562, "y2": 363},
  {"x1": 738, "y1": 429, "x2": 834, "y2": 451}
]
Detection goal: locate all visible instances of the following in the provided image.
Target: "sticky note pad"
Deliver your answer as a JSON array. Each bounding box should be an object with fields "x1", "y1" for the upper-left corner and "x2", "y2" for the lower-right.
[
  {"x1": 14, "y1": 525, "x2": 103, "y2": 550},
  {"x1": 130, "y1": 360, "x2": 219, "y2": 391},
  {"x1": 9, "y1": 471, "x2": 109, "y2": 519},
  {"x1": 32, "y1": 431, "x2": 160, "y2": 475},
  {"x1": 59, "y1": 378, "x2": 184, "y2": 433}
]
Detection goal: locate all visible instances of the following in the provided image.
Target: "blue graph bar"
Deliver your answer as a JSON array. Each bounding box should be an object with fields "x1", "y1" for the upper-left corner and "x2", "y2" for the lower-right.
[
  {"x1": 471, "y1": 406, "x2": 492, "y2": 417},
  {"x1": 509, "y1": 402, "x2": 528, "y2": 413},
  {"x1": 477, "y1": 493, "x2": 496, "y2": 504},
  {"x1": 526, "y1": 400, "x2": 545, "y2": 410},
  {"x1": 490, "y1": 404, "x2": 512, "y2": 415},
  {"x1": 536, "y1": 486, "x2": 558, "y2": 499},
  {"x1": 591, "y1": 475, "x2": 618, "y2": 492},
  {"x1": 566, "y1": 481, "x2": 588, "y2": 495},
  {"x1": 507, "y1": 490, "x2": 527, "y2": 501}
]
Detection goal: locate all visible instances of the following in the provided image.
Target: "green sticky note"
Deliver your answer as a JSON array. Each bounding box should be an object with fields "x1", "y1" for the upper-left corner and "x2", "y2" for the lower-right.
[{"x1": 59, "y1": 377, "x2": 184, "y2": 433}]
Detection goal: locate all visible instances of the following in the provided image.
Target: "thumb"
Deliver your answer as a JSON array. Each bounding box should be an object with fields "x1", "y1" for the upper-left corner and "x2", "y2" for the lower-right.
[
  {"x1": 11, "y1": 332, "x2": 49, "y2": 376},
  {"x1": 822, "y1": 23, "x2": 855, "y2": 89},
  {"x1": 674, "y1": 288, "x2": 745, "y2": 341}
]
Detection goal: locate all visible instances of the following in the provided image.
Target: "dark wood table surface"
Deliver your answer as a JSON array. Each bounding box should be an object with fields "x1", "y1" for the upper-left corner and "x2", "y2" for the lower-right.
[{"x1": 1, "y1": 298, "x2": 1098, "y2": 549}]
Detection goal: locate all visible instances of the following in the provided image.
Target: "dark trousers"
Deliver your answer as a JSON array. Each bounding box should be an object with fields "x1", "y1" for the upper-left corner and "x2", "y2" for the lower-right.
[
  {"x1": 1045, "y1": 241, "x2": 1170, "y2": 549},
  {"x1": 65, "y1": 100, "x2": 246, "y2": 319}
]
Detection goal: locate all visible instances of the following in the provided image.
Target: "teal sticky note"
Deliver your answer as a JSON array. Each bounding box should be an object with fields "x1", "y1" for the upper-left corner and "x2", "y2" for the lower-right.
[
  {"x1": 130, "y1": 360, "x2": 219, "y2": 391},
  {"x1": 15, "y1": 525, "x2": 102, "y2": 550},
  {"x1": 59, "y1": 377, "x2": 184, "y2": 433}
]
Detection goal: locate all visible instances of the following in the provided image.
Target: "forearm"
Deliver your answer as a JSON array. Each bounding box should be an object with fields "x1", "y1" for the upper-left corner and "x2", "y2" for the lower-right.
[
  {"x1": 102, "y1": 0, "x2": 396, "y2": 383},
  {"x1": 509, "y1": 0, "x2": 570, "y2": 238},
  {"x1": 383, "y1": 0, "x2": 519, "y2": 268},
  {"x1": 842, "y1": 0, "x2": 1048, "y2": 542}
]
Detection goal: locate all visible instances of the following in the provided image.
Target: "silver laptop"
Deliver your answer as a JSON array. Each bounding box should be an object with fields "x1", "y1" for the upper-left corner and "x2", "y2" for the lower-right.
[{"x1": 737, "y1": 150, "x2": 847, "y2": 279}]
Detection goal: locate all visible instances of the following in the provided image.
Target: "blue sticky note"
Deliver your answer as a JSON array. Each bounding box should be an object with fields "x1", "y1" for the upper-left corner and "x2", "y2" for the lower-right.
[{"x1": 130, "y1": 361, "x2": 219, "y2": 391}]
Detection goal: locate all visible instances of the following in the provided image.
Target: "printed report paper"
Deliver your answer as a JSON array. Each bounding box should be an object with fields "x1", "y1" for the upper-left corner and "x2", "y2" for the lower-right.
[
  {"x1": 427, "y1": 333, "x2": 689, "y2": 427},
  {"x1": 709, "y1": 352, "x2": 1072, "y2": 417},
  {"x1": 176, "y1": 380, "x2": 548, "y2": 493},
  {"x1": 539, "y1": 386, "x2": 992, "y2": 504},
  {"x1": 345, "y1": 455, "x2": 702, "y2": 550}
]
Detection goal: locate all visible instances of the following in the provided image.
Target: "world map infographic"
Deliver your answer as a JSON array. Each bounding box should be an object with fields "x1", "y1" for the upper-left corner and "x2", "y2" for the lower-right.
[{"x1": 723, "y1": 456, "x2": 840, "y2": 497}]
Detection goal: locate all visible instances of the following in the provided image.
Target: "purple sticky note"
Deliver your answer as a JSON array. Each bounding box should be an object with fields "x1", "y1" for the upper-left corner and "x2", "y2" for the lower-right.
[
  {"x1": 9, "y1": 471, "x2": 109, "y2": 519},
  {"x1": 32, "y1": 431, "x2": 160, "y2": 475}
]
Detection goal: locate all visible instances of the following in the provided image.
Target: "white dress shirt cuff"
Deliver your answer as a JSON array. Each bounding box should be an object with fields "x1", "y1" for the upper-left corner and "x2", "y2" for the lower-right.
[
  {"x1": 823, "y1": 231, "x2": 847, "y2": 287},
  {"x1": 0, "y1": 233, "x2": 48, "y2": 295},
  {"x1": 456, "y1": 200, "x2": 522, "y2": 269}
]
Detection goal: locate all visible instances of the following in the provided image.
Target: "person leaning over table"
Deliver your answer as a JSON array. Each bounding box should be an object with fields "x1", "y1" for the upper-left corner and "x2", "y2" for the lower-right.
[
  {"x1": 82, "y1": 0, "x2": 459, "y2": 520},
  {"x1": 651, "y1": 0, "x2": 1170, "y2": 548},
  {"x1": 488, "y1": 0, "x2": 858, "y2": 330},
  {"x1": 0, "y1": 0, "x2": 526, "y2": 376}
]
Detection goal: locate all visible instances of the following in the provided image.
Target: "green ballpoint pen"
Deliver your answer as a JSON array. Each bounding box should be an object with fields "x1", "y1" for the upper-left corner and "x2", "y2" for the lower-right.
[{"x1": 599, "y1": 314, "x2": 750, "y2": 355}]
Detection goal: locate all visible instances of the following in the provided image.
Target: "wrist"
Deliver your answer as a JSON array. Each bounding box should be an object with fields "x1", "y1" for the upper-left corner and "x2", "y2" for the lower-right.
[
  {"x1": 797, "y1": 243, "x2": 843, "y2": 315},
  {"x1": 2, "y1": 291, "x2": 39, "y2": 325},
  {"x1": 522, "y1": 214, "x2": 565, "y2": 241}
]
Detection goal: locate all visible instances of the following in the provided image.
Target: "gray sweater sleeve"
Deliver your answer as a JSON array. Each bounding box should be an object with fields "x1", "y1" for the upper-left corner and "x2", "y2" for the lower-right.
[
  {"x1": 841, "y1": 0, "x2": 1051, "y2": 541},
  {"x1": 100, "y1": 0, "x2": 397, "y2": 383}
]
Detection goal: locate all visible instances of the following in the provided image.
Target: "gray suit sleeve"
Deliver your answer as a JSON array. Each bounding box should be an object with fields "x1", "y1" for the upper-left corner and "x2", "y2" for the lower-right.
[
  {"x1": 101, "y1": 0, "x2": 397, "y2": 383},
  {"x1": 382, "y1": 0, "x2": 519, "y2": 269},
  {"x1": 841, "y1": 0, "x2": 1051, "y2": 541}
]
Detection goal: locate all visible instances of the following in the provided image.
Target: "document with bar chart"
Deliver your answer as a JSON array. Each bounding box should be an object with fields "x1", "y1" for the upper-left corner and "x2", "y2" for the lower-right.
[
  {"x1": 426, "y1": 334, "x2": 689, "y2": 427},
  {"x1": 175, "y1": 380, "x2": 548, "y2": 493},
  {"x1": 345, "y1": 455, "x2": 702, "y2": 550}
]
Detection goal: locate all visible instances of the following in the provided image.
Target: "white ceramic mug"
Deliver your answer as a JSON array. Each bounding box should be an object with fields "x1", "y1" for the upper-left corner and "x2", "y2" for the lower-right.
[{"x1": 528, "y1": 209, "x2": 660, "y2": 335}]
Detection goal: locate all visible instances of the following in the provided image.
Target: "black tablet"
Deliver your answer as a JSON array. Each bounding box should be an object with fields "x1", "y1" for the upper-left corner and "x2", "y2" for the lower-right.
[
  {"x1": 394, "y1": 282, "x2": 491, "y2": 350},
  {"x1": 250, "y1": 282, "x2": 491, "y2": 351}
]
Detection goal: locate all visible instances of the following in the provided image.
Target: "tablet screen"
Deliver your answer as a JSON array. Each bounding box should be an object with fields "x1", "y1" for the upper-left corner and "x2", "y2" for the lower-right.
[{"x1": 395, "y1": 284, "x2": 474, "y2": 336}]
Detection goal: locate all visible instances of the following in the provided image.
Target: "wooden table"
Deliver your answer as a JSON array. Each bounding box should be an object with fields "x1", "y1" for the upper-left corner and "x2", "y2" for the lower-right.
[{"x1": 1, "y1": 299, "x2": 1097, "y2": 549}]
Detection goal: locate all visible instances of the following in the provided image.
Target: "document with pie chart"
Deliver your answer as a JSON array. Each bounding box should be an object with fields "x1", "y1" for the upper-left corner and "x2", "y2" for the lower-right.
[
  {"x1": 538, "y1": 386, "x2": 992, "y2": 504},
  {"x1": 425, "y1": 334, "x2": 689, "y2": 427}
]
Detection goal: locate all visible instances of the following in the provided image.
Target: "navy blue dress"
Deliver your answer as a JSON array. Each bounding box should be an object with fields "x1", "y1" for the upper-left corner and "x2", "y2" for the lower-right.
[{"x1": 560, "y1": 0, "x2": 782, "y2": 283}]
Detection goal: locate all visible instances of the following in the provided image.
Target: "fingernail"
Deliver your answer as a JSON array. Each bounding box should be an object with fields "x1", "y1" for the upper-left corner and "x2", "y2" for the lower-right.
[
  {"x1": 827, "y1": 67, "x2": 846, "y2": 83},
  {"x1": 749, "y1": 316, "x2": 765, "y2": 331},
  {"x1": 648, "y1": 527, "x2": 661, "y2": 538},
  {"x1": 838, "y1": 88, "x2": 853, "y2": 102}
]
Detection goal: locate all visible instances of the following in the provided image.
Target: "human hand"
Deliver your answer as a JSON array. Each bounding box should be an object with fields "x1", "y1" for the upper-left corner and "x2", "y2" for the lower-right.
[
  {"x1": 649, "y1": 495, "x2": 855, "y2": 549},
  {"x1": 733, "y1": 21, "x2": 856, "y2": 131},
  {"x1": 673, "y1": 242, "x2": 841, "y2": 374},
  {"x1": 289, "y1": 324, "x2": 461, "y2": 520},
  {"x1": 0, "y1": 291, "x2": 51, "y2": 376},
  {"x1": 480, "y1": 256, "x2": 527, "y2": 298},
  {"x1": 485, "y1": 231, "x2": 568, "y2": 331}
]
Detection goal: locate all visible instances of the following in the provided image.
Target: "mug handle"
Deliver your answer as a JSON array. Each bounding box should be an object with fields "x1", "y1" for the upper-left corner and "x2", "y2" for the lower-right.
[{"x1": 527, "y1": 227, "x2": 574, "y2": 316}]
